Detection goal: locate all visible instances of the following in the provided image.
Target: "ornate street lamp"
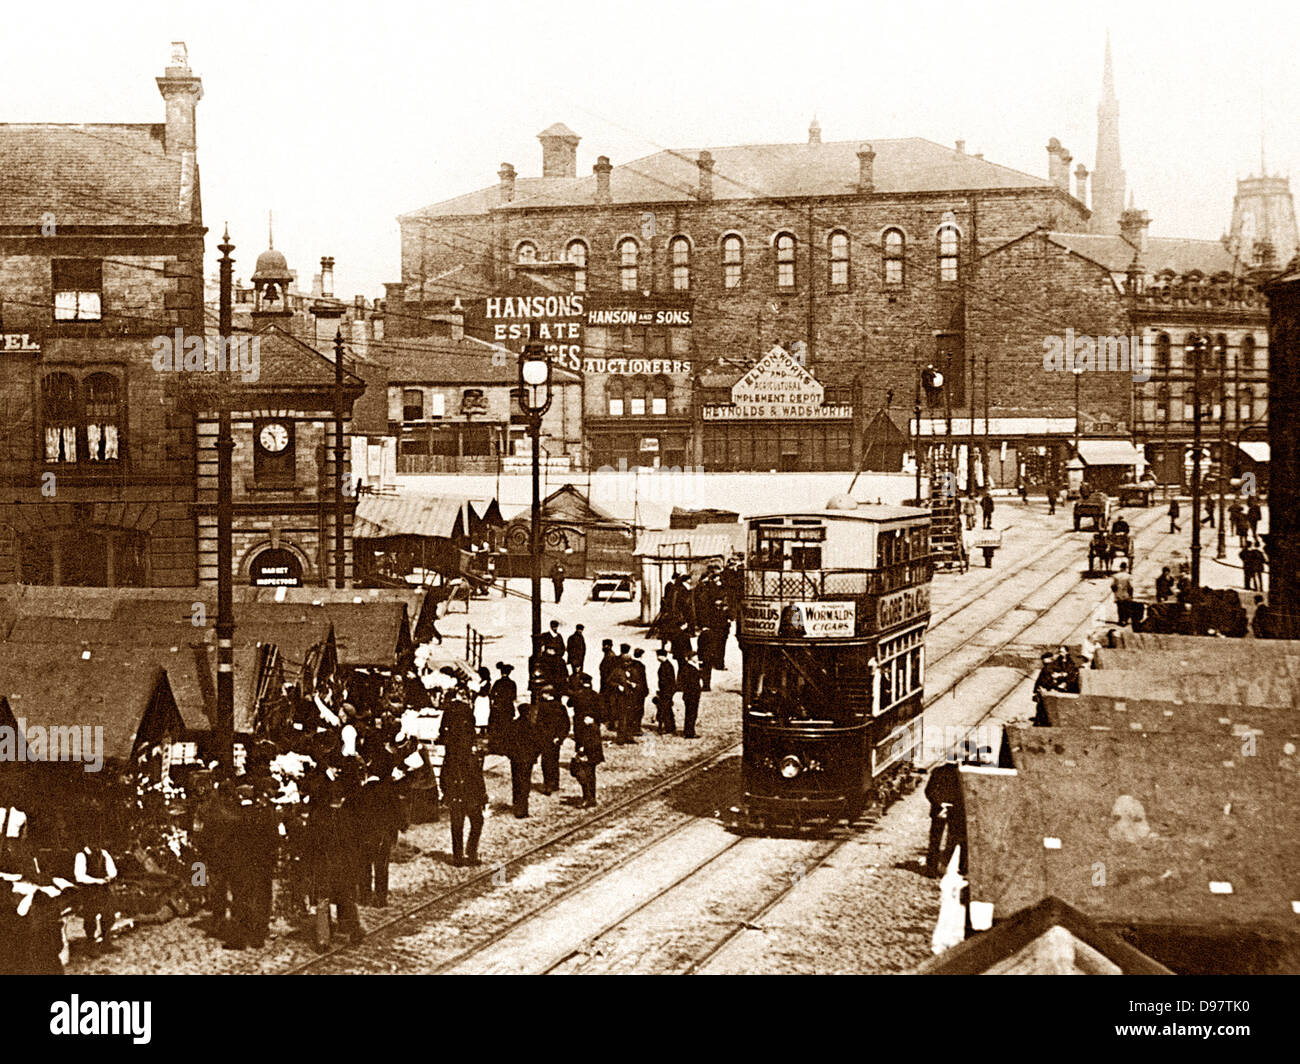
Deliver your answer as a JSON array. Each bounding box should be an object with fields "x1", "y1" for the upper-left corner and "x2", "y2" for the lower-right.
[{"x1": 518, "y1": 344, "x2": 553, "y2": 697}]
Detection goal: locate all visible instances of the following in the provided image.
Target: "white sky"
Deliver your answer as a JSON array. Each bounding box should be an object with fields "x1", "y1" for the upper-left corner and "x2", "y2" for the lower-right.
[{"x1": 3, "y1": 0, "x2": 1296, "y2": 298}]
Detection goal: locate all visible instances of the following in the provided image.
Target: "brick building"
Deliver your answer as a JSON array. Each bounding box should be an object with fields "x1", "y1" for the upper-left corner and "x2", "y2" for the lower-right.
[
  {"x1": 394, "y1": 119, "x2": 1096, "y2": 473},
  {"x1": 0, "y1": 44, "x2": 206, "y2": 586}
]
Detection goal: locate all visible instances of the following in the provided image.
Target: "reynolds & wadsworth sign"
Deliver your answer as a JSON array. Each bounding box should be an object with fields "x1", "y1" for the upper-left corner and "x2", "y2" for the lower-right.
[{"x1": 702, "y1": 346, "x2": 851, "y2": 420}]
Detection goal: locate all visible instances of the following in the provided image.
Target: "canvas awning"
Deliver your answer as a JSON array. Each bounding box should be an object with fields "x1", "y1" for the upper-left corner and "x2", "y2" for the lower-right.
[
  {"x1": 1077, "y1": 440, "x2": 1143, "y2": 467},
  {"x1": 1238, "y1": 441, "x2": 1270, "y2": 462},
  {"x1": 354, "y1": 494, "x2": 487, "y2": 540}
]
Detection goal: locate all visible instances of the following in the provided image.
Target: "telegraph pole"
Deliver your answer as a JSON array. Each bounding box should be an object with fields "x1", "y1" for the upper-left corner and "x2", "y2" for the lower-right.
[
  {"x1": 1215, "y1": 338, "x2": 1228, "y2": 559},
  {"x1": 1190, "y1": 335, "x2": 1205, "y2": 585},
  {"x1": 216, "y1": 227, "x2": 236, "y2": 774}
]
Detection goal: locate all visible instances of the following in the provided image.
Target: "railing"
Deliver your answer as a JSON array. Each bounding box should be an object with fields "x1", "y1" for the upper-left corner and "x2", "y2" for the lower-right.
[
  {"x1": 465, "y1": 623, "x2": 484, "y2": 670},
  {"x1": 742, "y1": 560, "x2": 930, "y2": 601}
]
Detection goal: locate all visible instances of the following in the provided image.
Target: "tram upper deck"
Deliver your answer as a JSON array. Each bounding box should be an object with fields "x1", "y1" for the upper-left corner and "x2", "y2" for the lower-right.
[{"x1": 741, "y1": 502, "x2": 932, "y2": 642}]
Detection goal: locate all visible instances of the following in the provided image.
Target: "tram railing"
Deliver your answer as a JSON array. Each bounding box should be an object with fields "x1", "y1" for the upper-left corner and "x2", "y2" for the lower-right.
[{"x1": 743, "y1": 560, "x2": 929, "y2": 601}]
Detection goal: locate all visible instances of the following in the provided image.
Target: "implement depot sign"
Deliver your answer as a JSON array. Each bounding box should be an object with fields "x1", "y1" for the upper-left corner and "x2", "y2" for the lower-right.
[{"x1": 702, "y1": 346, "x2": 851, "y2": 420}]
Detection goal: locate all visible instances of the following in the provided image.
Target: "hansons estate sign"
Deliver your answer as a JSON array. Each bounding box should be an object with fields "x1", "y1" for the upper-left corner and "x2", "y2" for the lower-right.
[{"x1": 702, "y1": 346, "x2": 851, "y2": 420}]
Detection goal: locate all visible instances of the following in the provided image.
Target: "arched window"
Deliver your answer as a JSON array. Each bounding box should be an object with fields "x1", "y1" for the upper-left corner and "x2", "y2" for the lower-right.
[
  {"x1": 83, "y1": 372, "x2": 121, "y2": 462},
  {"x1": 883, "y1": 228, "x2": 905, "y2": 286},
  {"x1": 1211, "y1": 333, "x2": 1228, "y2": 373},
  {"x1": 722, "y1": 235, "x2": 743, "y2": 288},
  {"x1": 566, "y1": 240, "x2": 588, "y2": 292},
  {"x1": 651, "y1": 376, "x2": 670, "y2": 415},
  {"x1": 42, "y1": 372, "x2": 79, "y2": 463},
  {"x1": 828, "y1": 231, "x2": 850, "y2": 287},
  {"x1": 515, "y1": 240, "x2": 538, "y2": 265},
  {"x1": 628, "y1": 377, "x2": 648, "y2": 416},
  {"x1": 1238, "y1": 387, "x2": 1254, "y2": 424},
  {"x1": 775, "y1": 232, "x2": 796, "y2": 288},
  {"x1": 607, "y1": 378, "x2": 625, "y2": 416},
  {"x1": 1240, "y1": 334, "x2": 1257, "y2": 371},
  {"x1": 938, "y1": 225, "x2": 960, "y2": 282},
  {"x1": 618, "y1": 238, "x2": 640, "y2": 291},
  {"x1": 1155, "y1": 385, "x2": 1170, "y2": 421},
  {"x1": 669, "y1": 236, "x2": 691, "y2": 291},
  {"x1": 1156, "y1": 333, "x2": 1171, "y2": 373}
]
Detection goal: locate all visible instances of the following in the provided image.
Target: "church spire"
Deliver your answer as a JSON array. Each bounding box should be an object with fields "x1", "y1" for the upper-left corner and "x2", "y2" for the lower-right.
[{"x1": 1090, "y1": 31, "x2": 1126, "y2": 235}]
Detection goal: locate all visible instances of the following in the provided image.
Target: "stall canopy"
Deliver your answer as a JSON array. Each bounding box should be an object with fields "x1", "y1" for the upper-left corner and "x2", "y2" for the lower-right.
[
  {"x1": 354, "y1": 493, "x2": 502, "y2": 541},
  {"x1": 634, "y1": 523, "x2": 747, "y2": 624},
  {"x1": 1076, "y1": 440, "x2": 1144, "y2": 468},
  {"x1": 1238, "y1": 441, "x2": 1270, "y2": 462}
]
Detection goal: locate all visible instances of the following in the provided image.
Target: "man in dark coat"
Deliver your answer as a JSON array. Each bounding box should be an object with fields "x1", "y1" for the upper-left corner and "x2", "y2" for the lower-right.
[
  {"x1": 1246, "y1": 499, "x2": 1262, "y2": 538},
  {"x1": 654, "y1": 648, "x2": 677, "y2": 735},
  {"x1": 697, "y1": 627, "x2": 716, "y2": 691},
  {"x1": 670, "y1": 620, "x2": 693, "y2": 665},
  {"x1": 550, "y1": 560, "x2": 566, "y2": 603},
  {"x1": 611, "y1": 644, "x2": 636, "y2": 744},
  {"x1": 596, "y1": 638, "x2": 617, "y2": 726},
  {"x1": 980, "y1": 492, "x2": 995, "y2": 529},
  {"x1": 629, "y1": 648, "x2": 649, "y2": 736},
  {"x1": 539, "y1": 620, "x2": 567, "y2": 687},
  {"x1": 358, "y1": 748, "x2": 403, "y2": 907},
  {"x1": 566, "y1": 623, "x2": 586, "y2": 678},
  {"x1": 924, "y1": 761, "x2": 966, "y2": 877},
  {"x1": 488, "y1": 662, "x2": 517, "y2": 754},
  {"x1": 678, "y1": 654, "x2": 702, "y2": 738},
  {"x1": 439, "y1": 696, "x2": 488, "y2": 865},
  {"x1": 569, "y1": 675, "x2": 604, "y2": 808},
  {"x1": 1168, "y1": 497, "x2": 1181, "y2": 533},
  {"x1": 535, "y1": 684, "x2": 571, "y2": 794},
  {"x1": 504, "y1": 704, "x2": 539, "y2": 818}
]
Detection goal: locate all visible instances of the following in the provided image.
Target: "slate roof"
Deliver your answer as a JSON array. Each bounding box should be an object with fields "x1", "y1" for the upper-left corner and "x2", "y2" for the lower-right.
[
  {"x1": 370, "y1": 334, "x2": 581, "y2": 385},
  {"x1": 915, "y1": 895, "x2": 1173, "y2": 975},
  {"x1": 0, "y1": 123, "x2": 201, "y2": 227},
  {"x1": 1039, "y1": 692, "x2": 1299, "y2": 738},
  {"x1": 962, "y1": 728, "x2": 1300, "y2": 931},
  {"x1": 406, "y1": 138, "x2": 1055, "y2": 218},
  {"x1": 1046, "y1": 231, "x2": 1245, "y2": 277}
]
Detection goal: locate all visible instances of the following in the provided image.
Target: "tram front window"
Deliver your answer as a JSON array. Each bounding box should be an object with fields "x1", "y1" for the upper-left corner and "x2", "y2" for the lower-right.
[{"x1": 744, "y1": 644, "x2": 872, "y2": 725}]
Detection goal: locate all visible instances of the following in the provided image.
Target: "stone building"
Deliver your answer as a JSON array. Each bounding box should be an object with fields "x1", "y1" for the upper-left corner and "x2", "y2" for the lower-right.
[
  {"x1": 394, "y1": 118, "x2": 1094, "y2": 472},
  {"x1": 0, "y1": 44, "x2": 206, "y2": 586}
]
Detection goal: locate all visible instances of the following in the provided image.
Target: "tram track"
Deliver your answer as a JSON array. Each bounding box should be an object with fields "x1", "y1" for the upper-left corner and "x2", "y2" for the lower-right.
[{"x1": 285, "y1": 506, "x2": 1162, "y2": 975}]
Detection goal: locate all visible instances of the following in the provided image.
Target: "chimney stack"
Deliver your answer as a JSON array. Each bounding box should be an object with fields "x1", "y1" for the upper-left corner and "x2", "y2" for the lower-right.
[
  {"x1": 538, "y1": 123, "x2": 580, "y2": 178},
  {"x1": 320, "y1": 257, "x2": 335, "y2": 299},
  {"x1": 698, "y1": 151, "x2": 714, "y2": 201},
  {"x1": 1046, "y1": 138, "x2": 1069, "y2": 191},
  {"x1": 498, "y1": 163, "x2": 516, "y2": 203},
  {"x1": 1074, "y1": 163, "x2": 1090, "y2": 207},
  {"x1": 809, "y1": 117, "x2": 822, "y2": 145},
  {"x1": 594, "y1": 156, "x2": 613, "y2": 205},
  {"x1": 156, "y1": 41, "x2": 202, "y2": 154},
  {"x1": 1119, "y1": 205, "x2": 1151, "y2": 254},
  {"x1": 857, "y1": 144, "x2": 876, "y2": 194}
]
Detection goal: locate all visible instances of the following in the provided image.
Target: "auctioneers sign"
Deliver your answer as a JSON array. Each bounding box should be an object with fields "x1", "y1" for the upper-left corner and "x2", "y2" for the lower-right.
[{"x1": 702, "y1": 346, "x2": 852, "y2": 420}]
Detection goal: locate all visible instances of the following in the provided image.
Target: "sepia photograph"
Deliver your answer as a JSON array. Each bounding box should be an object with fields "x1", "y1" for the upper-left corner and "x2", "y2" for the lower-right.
[{"x1": 0, "y1": 0, "x2": 1294, "y2": 1040}]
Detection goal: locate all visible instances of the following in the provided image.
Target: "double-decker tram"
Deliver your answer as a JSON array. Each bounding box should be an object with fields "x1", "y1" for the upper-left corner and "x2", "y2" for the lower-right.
[{"x1": 739, "y1": 495, "x2": 932, "y2": 828}]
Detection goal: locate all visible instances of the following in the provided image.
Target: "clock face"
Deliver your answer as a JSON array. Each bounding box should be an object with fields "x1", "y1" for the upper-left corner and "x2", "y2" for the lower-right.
[{"x1": 259, "y1": 422, "x2": 289, "y2": 453}]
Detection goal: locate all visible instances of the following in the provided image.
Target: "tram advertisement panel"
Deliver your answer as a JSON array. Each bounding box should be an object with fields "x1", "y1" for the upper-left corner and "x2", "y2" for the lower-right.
[
  {"x1": 742, "y1": 600, "x2": 855, "y2": 638},
  {"x1": 876, "y1": 585, "x2": 930, "y2": 631}
]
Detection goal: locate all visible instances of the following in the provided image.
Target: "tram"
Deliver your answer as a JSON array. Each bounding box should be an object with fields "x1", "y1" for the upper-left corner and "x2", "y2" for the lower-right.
[{"x1": 739, "y1": 495, "x2": 932, "y2": 827}]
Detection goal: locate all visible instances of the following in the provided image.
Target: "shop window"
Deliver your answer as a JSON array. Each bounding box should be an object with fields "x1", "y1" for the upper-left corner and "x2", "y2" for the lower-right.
[
  {"x1": 53, "y1": 258, "x2": 103, "y2": 321},
  {"x1": 829, "y1": 230, "x2": 849, "y2": 287},
  {"x1": 566, "y1": 239, "x2": 588, "y2": 291},
  {"x1": 722, "y1": 234, "x2": 743, "y2": 288},
  {"x1": 618, "y1": 238, "x2": 639, "y2": 291},
  {"x1": 775, "y1": 232, "x2": 796, "y2": 288},
  {"x1": 670, "y1": 236, "x2": 690, "y2": 291},
  {"x1": 883, "y1": 228, "x2": 905, "y2": 286}
]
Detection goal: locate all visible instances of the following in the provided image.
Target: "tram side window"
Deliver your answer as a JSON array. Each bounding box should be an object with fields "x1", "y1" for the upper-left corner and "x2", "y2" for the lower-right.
[{"x1": 790, "y1": 545, "x2": 822, "y2": 570}]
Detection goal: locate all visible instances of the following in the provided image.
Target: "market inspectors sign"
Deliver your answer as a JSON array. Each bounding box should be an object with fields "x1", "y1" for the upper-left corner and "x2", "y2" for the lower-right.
[
  {"x1": 703, "y1": 346, "x2": 851, "y2": 420},
  {"x1": 742, "y1": 599, "x2": 856, "y2": 638},
  {"x1": 876, "y1": 585, "x2": 930, "y2": 630}
]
